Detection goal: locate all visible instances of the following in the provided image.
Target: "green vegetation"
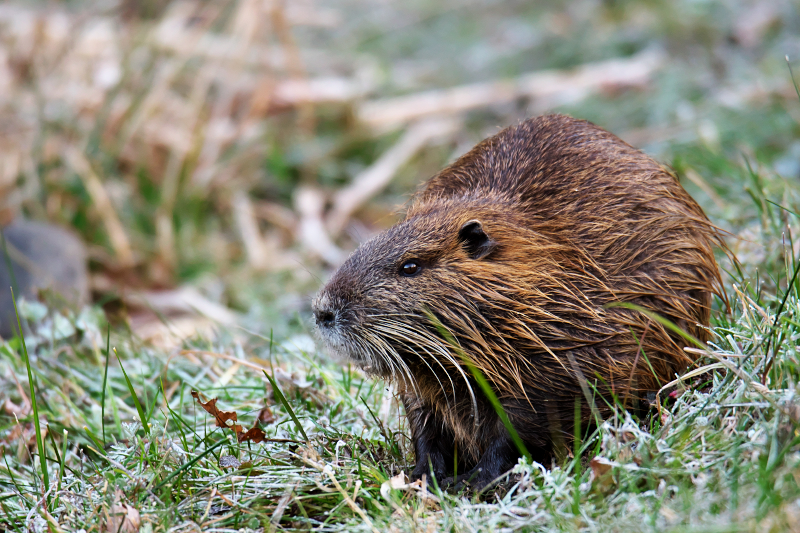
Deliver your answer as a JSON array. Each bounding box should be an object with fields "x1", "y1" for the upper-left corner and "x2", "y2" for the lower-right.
[{"x1": 1, "y1": 0, "x2": 800, "y2": 531}]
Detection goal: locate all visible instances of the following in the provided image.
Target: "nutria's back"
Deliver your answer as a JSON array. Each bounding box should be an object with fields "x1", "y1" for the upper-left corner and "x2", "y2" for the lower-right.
[{"x1": 314, "y1": 114, "x2": 724, "y2": 490}]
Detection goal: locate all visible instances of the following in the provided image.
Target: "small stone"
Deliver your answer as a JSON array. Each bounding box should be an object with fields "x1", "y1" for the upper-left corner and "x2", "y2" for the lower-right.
[
  {"x1": 219, "y1": 455, "x2": 242, "y2": 469},
  {"x1": 0, "y1": 219, "x2": 89, "y2": 338}
]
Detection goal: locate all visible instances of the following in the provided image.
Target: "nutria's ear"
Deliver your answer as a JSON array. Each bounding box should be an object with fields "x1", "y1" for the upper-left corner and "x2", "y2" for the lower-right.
[{"x1": 458, "y1": 220, "x2": 496, "y2": 260}]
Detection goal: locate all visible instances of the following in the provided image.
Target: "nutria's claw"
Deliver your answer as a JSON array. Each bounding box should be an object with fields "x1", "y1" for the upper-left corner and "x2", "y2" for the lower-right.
[
  {"x1": 450, "y1": 478, "x2": 492, "y2": 494},
  {"x1": 440, "y1": 476, "x2": 470, "y2": 493},
  {"x1": 439, "y1": 475, "x2": 458, "y2": 488},
  {"x1": 440, "y1": 469, "x2": 497, "y2": 494}
]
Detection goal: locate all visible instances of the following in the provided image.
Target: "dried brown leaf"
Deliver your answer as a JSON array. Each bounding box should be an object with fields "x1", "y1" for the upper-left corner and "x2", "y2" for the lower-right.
[
  {"x1": 191, "y1": 390, "x2": 268, "y2": 443},
  {"x1": 237, "y1": 427, "x2": 267, "y2": 443},
  {"x1": 106, "y1": 491, "x2": 141, "y2": 533},
  {"x1": 589, "y1": 456, "x2": 616, "y2": 493},
  {"x1": 3, "y1": 399, "x2": 28, "y2": 417},
  {"x1": 258, "y1": 405, "x2": 276, "y2": 425},
  {"x1": 192, "y1": 390, "x2": 241, "y2": 431}
]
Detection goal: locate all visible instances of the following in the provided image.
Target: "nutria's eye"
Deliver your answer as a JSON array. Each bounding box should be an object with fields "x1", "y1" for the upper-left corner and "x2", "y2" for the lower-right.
[{"x1": 401, "y1": 261, "x2": 421, "y2": 276}]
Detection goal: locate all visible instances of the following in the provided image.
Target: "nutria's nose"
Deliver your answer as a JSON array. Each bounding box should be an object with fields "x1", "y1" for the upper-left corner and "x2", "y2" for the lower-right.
[{"x1": 314, "y1": 307, "x2": 336, "y2": 328}]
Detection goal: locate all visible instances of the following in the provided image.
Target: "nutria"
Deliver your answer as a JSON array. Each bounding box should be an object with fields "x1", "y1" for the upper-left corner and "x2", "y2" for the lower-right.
[{"x1": 313, "y1": 114, "x2": 724, "y2": 490}]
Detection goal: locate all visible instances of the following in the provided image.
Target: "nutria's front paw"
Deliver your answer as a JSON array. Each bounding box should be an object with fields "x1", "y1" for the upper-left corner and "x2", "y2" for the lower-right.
[
  {"x1": 444, "y1": 467, "x2": 500, "y2": 493},
  {"x1": 410, "y1": 460, "x2": 446, "y2": 486},
  {"x1": 440, "y1": 476, "x2": 456, "y2": 489},
  {"x1": 457, "y1": 475, "x2": 493, "y2": 493}
]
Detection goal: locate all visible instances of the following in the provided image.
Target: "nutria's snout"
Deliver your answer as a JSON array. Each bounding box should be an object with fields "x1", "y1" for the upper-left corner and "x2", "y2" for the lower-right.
[
  {"x1": 314, "y1": 308, "x2": 336, "y2": 328},
  {"x1": 312, "y1": 294, "x2": 336, "y2": 329},
  {"x1": 312, "y1": 285, "x2": 371, "y2": 368},
  {"x1": 312, "y1": 291, "x2": 347, "y2": 341},
  {"x1": 312, "y1": 291, "x2": 343, "y2": 355}
]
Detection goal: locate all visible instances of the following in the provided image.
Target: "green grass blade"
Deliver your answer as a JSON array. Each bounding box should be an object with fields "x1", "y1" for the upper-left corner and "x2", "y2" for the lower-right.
[
  {"x1": 161, "y1": 379, "x2": 189, "y2": 449},
  {"x1": 114, "y1": 348, "x2": 150, "y2": 437},
  {"x1": 10, "y1": 287, "x2": 50, "y2": 504},
  {"x1": 1, "y1": 233, "x2": 19, "y2": 297},
  {"x1": 153, "y1": 438, "x2": 227, "y2": 492},
  {"x1": 263, "y1": 370, "x2": 309, "y2": 443},
  {"x1": 762, "y1": 237, "x2": 800, "y2": 382},
  {"x1": 101, "y1": 325, "x2": 110, "y2": 444},
  {"x1": 425, "y1": 310, "x2": 531, "y2": 463},
  {"x1": 464, "y1": 358, "x2": 531, "y2": 462},
  {"x1": 605, "y1": 301, "x2": 705, "y2": 349},
  {"x1": 53, "y1": 429, "x2": 68, "y2": 510},
  {"x1": 83, "y1": 425, "x2": 107, "y2": 455}
]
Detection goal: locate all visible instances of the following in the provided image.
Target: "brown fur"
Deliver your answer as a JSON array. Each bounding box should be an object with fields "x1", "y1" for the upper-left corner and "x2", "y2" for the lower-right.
[{"x1": 313, "y1": 114, "x2": 724, "y2": 489}]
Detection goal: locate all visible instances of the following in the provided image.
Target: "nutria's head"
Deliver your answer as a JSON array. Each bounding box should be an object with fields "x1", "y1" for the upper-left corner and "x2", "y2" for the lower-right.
[{"x1": 313, "y1": 197, "x2": 510, "y2": 380}]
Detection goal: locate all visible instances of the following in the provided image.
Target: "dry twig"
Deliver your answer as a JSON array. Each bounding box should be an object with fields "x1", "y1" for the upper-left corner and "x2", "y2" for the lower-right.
[
  {"x1": 233, "y1": 191, "x2": 271, "y2": 270},
  {"x1": 127, "y1": 286, "x2": 238, "y2": 325},
  {"x1": 295, "y1": 186, "x2": 346, "y2": 265},
  {"x1": 66, "y1": 150, "x2": 135, "y2": 268},
  {"x1": 326, "y1": 117, "x2": 460, "y2": 237},
  {"x1": 358, "y1": 48, "x2": 665, "y2": 131}
]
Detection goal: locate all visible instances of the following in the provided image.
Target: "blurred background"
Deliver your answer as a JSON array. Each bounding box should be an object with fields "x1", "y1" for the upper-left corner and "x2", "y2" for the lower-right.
[{"x1": 0, "y1": 0, "x2": 798, "y2": 343}]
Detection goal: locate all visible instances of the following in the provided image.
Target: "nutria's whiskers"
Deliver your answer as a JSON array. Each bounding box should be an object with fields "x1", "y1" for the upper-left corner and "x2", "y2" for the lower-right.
[{"x1": 371, "y1": 317, "x2": 480, "y2": 423}]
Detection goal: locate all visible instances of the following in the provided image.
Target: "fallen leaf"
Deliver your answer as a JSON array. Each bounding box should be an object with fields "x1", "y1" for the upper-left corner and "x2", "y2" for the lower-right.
[
  {"x1": 659, "y1": 505, "x2": 678, "y2": 523},
  {"x1": 380, "y1": 471, "x2": 439, "y2": 509},
  {"x1": 3, "y1": 399, "x2": 28, "y2": 416},
  {"x1": 589, "y1": 456, "x2": 616, "y2": 493},
  {"x1": 388, "y1": 472, "x2": 409, "y2": 489},
  {"x1": 191, "y1": 390, "x2": 268, "y2": 443},
  {"x1": 590, "y1": 456, "x2": 614, "y2": 477},
  {"x1": 257, "y1": 405, "x2": 276, "y2": 425},
  {"x1": 106, "y1": 493, "x2": 141, "y2": 533},
  {"x1": 192, "y1": 391, "x2": 238, "y2": 430},
  {"x1": 238, "y1": 427, "x2": 268, "y2": 443}
]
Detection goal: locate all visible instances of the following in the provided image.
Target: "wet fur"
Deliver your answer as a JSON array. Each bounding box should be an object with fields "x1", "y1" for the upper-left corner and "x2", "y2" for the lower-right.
[{"x1": 313, "y1": 114, "x2": 724, "y2": 490}]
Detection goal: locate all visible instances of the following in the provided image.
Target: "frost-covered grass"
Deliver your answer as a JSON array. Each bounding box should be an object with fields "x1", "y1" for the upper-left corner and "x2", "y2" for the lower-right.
[
  {"x1": 3, "y1": 200, "x2": 800, "y2": 532},
  {"x1": 2, "y1": 254, "x2": 800, "y2": 532}
]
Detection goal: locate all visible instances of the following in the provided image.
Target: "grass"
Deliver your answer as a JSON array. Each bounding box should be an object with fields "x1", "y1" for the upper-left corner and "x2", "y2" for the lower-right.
[
  {"x1": 4, "y1": 252, "x2": 800, "y2": 531},
  {"x1": 2, "y1": 0, "x2": 800, "y2": 530}
]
